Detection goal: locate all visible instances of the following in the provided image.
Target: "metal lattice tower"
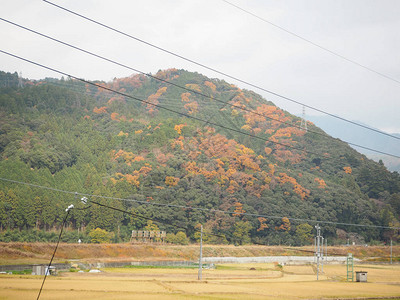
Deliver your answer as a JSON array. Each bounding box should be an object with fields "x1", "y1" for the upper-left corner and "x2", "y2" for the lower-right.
[
  {"x1": 300, "y1": 106, "x2": 307, "y2": 132},
  {"x1": 347, "y1": 253, "x2": 354, "y2": 281},
  {"x1": 18, "y1": 72, "x2": 24, "y2": 88},
  {"x1": 315, "y1": 224, "x2": 323, "y2": 280}
]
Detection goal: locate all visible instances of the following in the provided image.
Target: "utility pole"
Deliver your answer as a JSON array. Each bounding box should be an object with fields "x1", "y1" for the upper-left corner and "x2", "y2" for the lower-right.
[
  {"x1": 314, "y1": 237, "x2": 316, "y2": 263},
  {"x1": 391, "y1": 239, "x2": 393, "y2": 265},
  {"x1": 321, "y1": 236, "x2": 324, "y2": 273},
  {"x1": 315, "y1": 224, "x2": 322, "y2": 280},
  {"x1": 198, "y1": 225, "x2": 203, "y2": 280}
]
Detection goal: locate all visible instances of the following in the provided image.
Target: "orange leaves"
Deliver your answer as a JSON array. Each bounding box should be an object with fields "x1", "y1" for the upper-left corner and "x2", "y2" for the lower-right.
[
  {"x1": 184, "y1": 101, "x2": 199, "y2": 115},
  {"x1": 279, "y1": 173, "x2": 310, "y2": 200},
  {"x1": 185, "y1": 161, "x2": 199, "y2": 175},
  {"x1": 112, "y1": 149, "x2": 145, "y2": 166},
  {"x1": 111, "y1": 112, "x2": 119, "y2": 121},
  {"x1": 273, "y1": 149, "x2": 303, "y2": 164},
  {"x1": 133, "y1": 156, "x2": 145, "y2": 162},
  {"x1": 274, "y1": 127, "x2": 305, "y2": 138},
  {"x1": 146, "y1": 86, "x2": 168, "y2": 114},
  {"x1": 107, "y1": 96, "x2": 125, "y2": 105},
  {"x1": 174, "y1": 124, "x2": 186, "y2": 135},
  {"x1": 155, "y1": 69, "x2": 179, "y2": 81},
  {"x1": 343, "y1": 166, "x2": 352, "y2": 174},
  {"x1": 257, "y1": 217, "x2": 269, "y2": 231},
  {"x1": 236, "y1": 145, "x2": 255, "y2": 156},
  {"x1": 181, "y1": 92, "x2": 191, "y2": 103},
  {"x1": 232, "y1": 202, "x2": 245, "y2": 217},
  {"x1": 264, "y1": 147, "x2": 272, "y2": 155},
  {"x1": 93, "y1": 106, "x2": 107, "y2": 114},
  {"x1": 184, "y1": 161, "x2": 218, "y2": 181},
  {"x1": 113, "y1": 172, "x2": 140, "y2": 187},
  {"x1": 277, "y1": 217, "x2": 291, "y2": 231},
  {"x1": 204, "y1": 81, "x2": 216, "y2": 91},
  {"x1": 135, "y1": 130, "x2": 143, "y2": 134},
  {"x1": 165, "y1": 176, "x2": 180, "y2": 186},
  {"x1": 268, "y1": 164, "x2": 276, "y2": 175},
  {"x1": 139, "y1": 165, "x2": 152, "y2": 175},
  {"x1": 314, "y1": 178, "x2": 327, "y2": 188},
  {"x1": 181, "y1": 92, "x2": 199, "y2": 114},
  {"x1": 243, "y1": 105, "x2": 268, "y2": 126},
  {"x1": 171, "y1": 136, "x2": 184, "y2": 150},
  {"x1": 241, "y1": 124, "x2": 251, "y2": 131},
  {"x1": 156, "y1": 152, "x2": 174, "y2": 164},
  {"x1": 226, "y1": 180, "x2": 239, "y2": 194},
  {"x1": 124, "y1": 174, "x2": 140, "y2": 186},
  {"x1": 199, "y1": 133, "x2": 232, "y2": 158},
  {"x1": 185, "y1": 83, "x2": 201, "y2": 92},
  {"x1": 117, "y1": 131, "x2": 128, "y2": 137}
]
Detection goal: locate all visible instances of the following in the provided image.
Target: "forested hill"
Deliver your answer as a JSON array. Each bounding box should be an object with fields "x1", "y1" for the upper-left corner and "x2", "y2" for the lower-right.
[{"x1": 0, "y1": 69, "x2": 399, "y2": 245}]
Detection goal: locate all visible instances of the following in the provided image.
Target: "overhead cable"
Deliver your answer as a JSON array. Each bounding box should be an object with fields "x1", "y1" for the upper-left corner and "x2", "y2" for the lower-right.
[
  {"x1": 223, "y1": 0, "x2": 400, "y2": 86},
  {"x1": 42, "y1": 0, "x2": 400, "y2": 141},
  {"x1": 1, "y1": 176, "x2": 399, "y2": 230},
  {"x1": 1, "y1": 18, "x2": 399, "y2": 159},
  {"x1": 0, "y1": 49, "x2": 327, "y2": 158}
]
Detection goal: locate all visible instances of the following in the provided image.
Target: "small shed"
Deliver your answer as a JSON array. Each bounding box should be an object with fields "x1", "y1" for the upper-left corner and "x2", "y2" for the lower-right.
[
  {"x1": 45, "y1": 266, "x2": 57, "y2": 276},
  {"x1": 356, "y1": 271, "x2": 368, "y2": 282},
  {"x1": 32, "y1": 265, "x2": 45, "y2": 276}
]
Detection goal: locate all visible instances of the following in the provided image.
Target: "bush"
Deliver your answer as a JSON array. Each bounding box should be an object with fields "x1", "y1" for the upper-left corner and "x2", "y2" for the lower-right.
[
  {"x1": 175, "y1": 232, "x2": 189, "y2": 245},
  {"x1": 166, "y1": 231, "x2": 189, "y2": 245},
  {"x1": 88, "y1": 227, "x2": 113, "y2": 244}
]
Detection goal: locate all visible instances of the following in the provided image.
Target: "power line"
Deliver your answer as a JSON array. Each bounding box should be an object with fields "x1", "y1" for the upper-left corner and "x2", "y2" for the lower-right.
[
  {"x1": 222, "y1": 0, "x2": 400, "y2": 86},
  {"x1": 0, "y1": 49, "x2": 326, "y2": 158},
  {"x1": 36, "y1": 207, "x2": 71, "y2": 300},
  {"x1": 1, "y1": 176, "x2": 399, "y2": 230},
  {"x1": 2, "y1": 18, "x2": 399, "y2": 159},
  {"x1": 41, "y1": 0, "x2": 400, "y2": 142}
]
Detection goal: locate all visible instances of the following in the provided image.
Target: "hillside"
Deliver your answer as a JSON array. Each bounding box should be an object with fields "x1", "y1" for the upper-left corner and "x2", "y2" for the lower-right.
[
  {"x1": 0, "y1": 69, "x2": 399, "y2": 245},
  {"x1": 308, "y1": 115, "x2": 400, "y2": 172}
]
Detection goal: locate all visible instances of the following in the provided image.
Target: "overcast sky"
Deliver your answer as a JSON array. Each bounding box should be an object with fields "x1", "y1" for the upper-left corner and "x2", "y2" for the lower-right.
[{"x1": 1, "y1": 0, "x2": 400, "y2": 135}]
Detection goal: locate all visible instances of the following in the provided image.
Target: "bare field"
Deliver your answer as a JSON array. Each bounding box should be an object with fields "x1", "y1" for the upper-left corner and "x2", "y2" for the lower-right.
[
  {"x1": 1, "y1": 263, "x2": 400, "y2": 299},
  {"x1": 1, "y1": 242, "x2": 399, "y2": 265}
]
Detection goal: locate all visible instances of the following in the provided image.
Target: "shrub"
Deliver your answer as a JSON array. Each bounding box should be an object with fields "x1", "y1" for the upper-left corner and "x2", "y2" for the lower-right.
[{"x1": 88, "y1": 228, "x2": 113, "y2": 244}]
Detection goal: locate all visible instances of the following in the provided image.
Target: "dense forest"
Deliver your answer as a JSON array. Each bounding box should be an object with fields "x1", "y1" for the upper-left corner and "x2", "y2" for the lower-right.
[{"x1": 0, "y1": 69, "x2": 399, "y2": 245}]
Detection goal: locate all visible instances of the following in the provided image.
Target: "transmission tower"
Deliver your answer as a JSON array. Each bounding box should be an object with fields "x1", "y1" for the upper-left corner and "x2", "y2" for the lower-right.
[
  {"x1": 18, "y1": 72, "x2": 24, "y2": 88},
  {"x1": 300, "y1": 106, "x2": 307, "y2": 132},
  {"x1": 315, "y1": 224, "x2": 324, "y2": 280}
]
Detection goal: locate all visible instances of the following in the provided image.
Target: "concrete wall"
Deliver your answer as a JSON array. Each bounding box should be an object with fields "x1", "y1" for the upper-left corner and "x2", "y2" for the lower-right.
[{"x1": 202, "y1": 256, "x2": 358, "y2": 264}]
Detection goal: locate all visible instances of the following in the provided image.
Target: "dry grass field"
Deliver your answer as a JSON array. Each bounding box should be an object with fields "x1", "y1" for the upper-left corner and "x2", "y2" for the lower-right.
[
  {"x1": 1, "y1": 262, "x2": 400, "y2": 299},
  {"x1": 1, "y1": 242, "x2": 399, "y2": 265}
]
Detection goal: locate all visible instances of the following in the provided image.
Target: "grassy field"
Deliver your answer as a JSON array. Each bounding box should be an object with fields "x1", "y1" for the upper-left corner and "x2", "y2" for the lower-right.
[
  {"x1": 0, "y1": 242, "x2": 399, "y2": 265},
  {"x1": 1, "y1": 263, "x2": 400, "y2": 299}
]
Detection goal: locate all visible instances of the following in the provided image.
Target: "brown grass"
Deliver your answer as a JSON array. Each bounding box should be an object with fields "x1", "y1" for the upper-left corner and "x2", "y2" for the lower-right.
[{"x1": 0, "y1": 242, "x2": 399, "y2": 265}]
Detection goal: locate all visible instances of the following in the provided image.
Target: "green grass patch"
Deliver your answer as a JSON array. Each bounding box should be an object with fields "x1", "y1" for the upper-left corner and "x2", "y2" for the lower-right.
[{"x1": 5, "y1": 269, "x2": 32, "y2": 275}]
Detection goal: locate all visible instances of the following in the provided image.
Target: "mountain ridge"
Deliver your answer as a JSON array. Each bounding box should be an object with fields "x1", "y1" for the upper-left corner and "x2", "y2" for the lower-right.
[{"x1": 0, "y1": 69, "x2": 399, "y2": 245}]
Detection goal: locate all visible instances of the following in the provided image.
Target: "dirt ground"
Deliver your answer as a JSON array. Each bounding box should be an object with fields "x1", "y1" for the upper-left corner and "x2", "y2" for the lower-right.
[{"x1": 1, "y1": 263, "x2": 400, "y2": 299}]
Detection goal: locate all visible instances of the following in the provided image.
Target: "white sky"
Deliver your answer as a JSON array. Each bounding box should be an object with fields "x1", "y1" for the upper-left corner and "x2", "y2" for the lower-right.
[{"x1": 1, "y1": 0, "x2": 400, "y2": 134}]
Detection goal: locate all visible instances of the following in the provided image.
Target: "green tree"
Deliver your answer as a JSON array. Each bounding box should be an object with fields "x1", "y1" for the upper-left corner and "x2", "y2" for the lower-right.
[
  {"x1": 175, "y1": 231, "x2": 189, "y2": 245},
  {"x1": 295, "y1": 223, "x2": 313, "y2": 245},
  {"x1": 144, "y1": 220, "x2": 159, "y2": 232},
  {"x1": 232, "y1": 221, "x2": 252, "y2": 245},
  {"x1": 88, "y1": 227, "x2": 113, "y2": 243}
]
